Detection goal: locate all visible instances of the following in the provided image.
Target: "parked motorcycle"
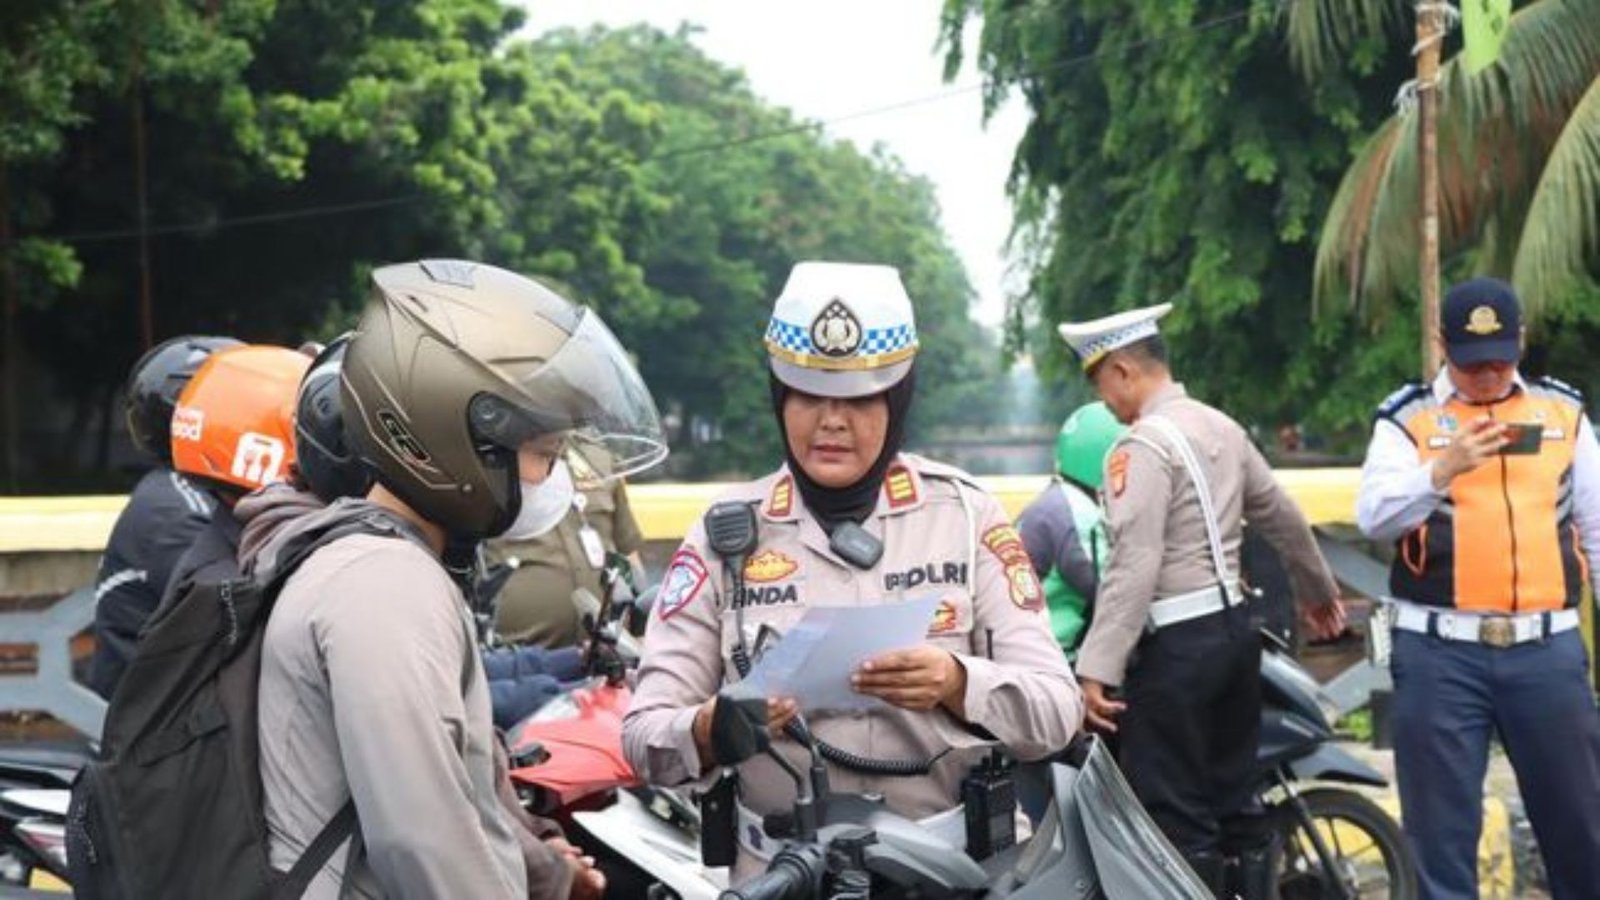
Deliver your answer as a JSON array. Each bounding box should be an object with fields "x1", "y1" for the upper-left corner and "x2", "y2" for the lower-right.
[
  {"x1": 0, "y1": 744, "x2": 90, "y2": 794},
  {"x1": 0, "y1": 789, "x2": 70, "y2": 891},
  {"x1": 501, "y1": 563, "x2": 720, "y2": 898},
  {"x1": 1258, "y1": 632, "x2": 1416, "y2": 899},
  {"x1": 710, "y1": 690, "x2": 1210, "y2": 899},
  {"x1": 545, "y1": 622, "x2": 1419, "y2": 899},
  {"x1": 0, "y1": 743, "x2": 86, "y2": 891}
]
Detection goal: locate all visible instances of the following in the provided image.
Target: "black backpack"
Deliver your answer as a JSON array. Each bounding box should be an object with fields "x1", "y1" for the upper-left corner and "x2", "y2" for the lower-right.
[{"x1": 67, "y1": 510, "x2": 415, "y2": 899}]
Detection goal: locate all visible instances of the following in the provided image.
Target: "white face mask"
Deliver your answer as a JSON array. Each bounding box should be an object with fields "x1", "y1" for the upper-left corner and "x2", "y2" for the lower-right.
[{"x1": 500, "y1": 460, "x2": 575, "y2": 541}]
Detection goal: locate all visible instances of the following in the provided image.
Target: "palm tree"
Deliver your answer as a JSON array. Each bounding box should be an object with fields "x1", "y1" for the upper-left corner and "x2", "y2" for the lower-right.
[{"x1": 1287, "y1": 0, "x2": 1600, "y2": 318}]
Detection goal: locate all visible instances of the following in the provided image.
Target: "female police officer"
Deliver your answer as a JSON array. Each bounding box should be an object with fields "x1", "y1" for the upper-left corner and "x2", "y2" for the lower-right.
[{"x1": 623, "y1": 261, "x2": 1081, "y2": 877}]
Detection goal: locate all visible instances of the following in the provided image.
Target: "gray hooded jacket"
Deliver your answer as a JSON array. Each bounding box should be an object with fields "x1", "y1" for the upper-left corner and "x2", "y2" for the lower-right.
[{"x1": 247, "y1": 493, "x2": 539, "y2": 899}]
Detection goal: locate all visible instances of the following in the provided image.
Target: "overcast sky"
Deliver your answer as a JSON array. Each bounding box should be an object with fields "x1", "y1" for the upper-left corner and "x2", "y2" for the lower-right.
[{"x1": 517, "y1": 0, "x2": 1029, "y2": 327}]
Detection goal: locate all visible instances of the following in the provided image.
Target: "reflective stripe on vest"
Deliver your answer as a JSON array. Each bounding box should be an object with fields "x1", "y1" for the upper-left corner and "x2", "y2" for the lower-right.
[{"x1": 1390, "y1": 384, "x2": 1585, "y2": 612}]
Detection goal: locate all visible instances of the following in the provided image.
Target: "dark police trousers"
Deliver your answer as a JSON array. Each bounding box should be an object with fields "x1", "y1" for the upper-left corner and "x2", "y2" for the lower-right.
[
  {"x1": 1118, "y1": 603, "x2": 1266, "y2": 890},
  {"x1": 1392, "y1": 627, "x2": 1600, "y2": 900}
]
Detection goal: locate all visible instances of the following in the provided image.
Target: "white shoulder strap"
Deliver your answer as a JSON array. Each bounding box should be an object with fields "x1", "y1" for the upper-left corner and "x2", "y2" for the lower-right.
[{"x1": 1140, "y1": 415, "x2": 1234, "y2": 587}]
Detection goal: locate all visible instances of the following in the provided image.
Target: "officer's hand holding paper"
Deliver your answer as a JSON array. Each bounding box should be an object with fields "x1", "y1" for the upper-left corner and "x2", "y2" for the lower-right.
[{"x1": 739, "y1": 595, "x2": 942, "y2": 712}]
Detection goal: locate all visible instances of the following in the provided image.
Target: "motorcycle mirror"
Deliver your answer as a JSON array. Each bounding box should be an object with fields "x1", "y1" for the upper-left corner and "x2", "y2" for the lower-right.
[{"x1": 710, "y1": 689, "x2": 770, "y2": 767}]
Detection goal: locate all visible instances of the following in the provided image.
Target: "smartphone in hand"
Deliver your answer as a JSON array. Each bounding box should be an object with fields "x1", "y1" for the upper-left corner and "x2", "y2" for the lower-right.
[{"x1": 1498, "y1": 422, "x2": 1543, "y2": 455}]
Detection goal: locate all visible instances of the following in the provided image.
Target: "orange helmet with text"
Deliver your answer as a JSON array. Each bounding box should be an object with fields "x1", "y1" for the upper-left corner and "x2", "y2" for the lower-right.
[{"x1": 170, "y1": 345, "x2": 311, "y2": 495}]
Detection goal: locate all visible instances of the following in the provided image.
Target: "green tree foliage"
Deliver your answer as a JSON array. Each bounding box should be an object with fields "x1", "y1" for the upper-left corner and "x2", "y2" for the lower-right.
[
  {"x1": 1304, "y1": 0, "x2": 1600, "y2": 325},
  {"x1": 940, "y1": 0, "x2": 1419, "y2": 443},
  {"x1": 11, "y1": 0, "x2": 664, "y2": 397},
  {"x1": 520, "y1": 25, "x2": 1006, "y2": 477},
  {"x1": 2, "y1": 7, "x2": 999, "y2": 487}
]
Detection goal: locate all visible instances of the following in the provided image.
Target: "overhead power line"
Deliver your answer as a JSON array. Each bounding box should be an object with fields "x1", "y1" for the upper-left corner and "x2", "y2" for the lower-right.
[{"x1": 43, "y1": 7, "x2": 1255, "y2": 245}]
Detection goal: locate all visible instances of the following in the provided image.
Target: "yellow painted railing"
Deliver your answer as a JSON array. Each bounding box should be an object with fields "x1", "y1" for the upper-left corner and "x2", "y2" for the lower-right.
[{"x1": 0, "y1": 469, "x2": 1361, "y2": 554}]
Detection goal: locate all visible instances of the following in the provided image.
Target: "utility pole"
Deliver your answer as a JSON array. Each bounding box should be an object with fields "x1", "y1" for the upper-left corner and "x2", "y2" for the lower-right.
[
  {"x1": 131, "y1": 37, "x2": 154, "y2": 353},
  {"x1": 1416, "y1": 2, "x2": 1447, "y2": 378},
  {"x1": 1, "y1": 166, "x2": 18, "y2": 492}
]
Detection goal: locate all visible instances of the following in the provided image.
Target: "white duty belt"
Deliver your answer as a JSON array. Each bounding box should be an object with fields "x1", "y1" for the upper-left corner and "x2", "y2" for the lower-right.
[
  {"x1": 1133, "y1": 416, "x2": 1243, "y2": 632},
  {"x1": 735, "y1": 800, "x2": 966, "y2": 862},
  {"x1": 1386, "y1": 598, "x2": 1579, "y2": 649},
  {"x1": 1146, "y1": 583, "x2": 1246, "y2": 629}
]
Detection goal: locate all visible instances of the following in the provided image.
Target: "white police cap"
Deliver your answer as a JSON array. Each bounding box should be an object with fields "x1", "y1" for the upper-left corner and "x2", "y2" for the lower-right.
[
  {"x1": 1057, "y1": 302, "x2": 1173, "y2": 372},
  {"x1": 764, "y1": 261, "x2": 919, "y2": 398}
]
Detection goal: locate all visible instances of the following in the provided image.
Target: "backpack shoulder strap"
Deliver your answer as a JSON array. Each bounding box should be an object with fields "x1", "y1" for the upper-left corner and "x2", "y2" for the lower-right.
[
  {"x1": 275, "y1": 800, "x2": 356, "y2": 900},
  {"x1": 259, "y1": 510, "x2": 419, "y2": 594},
  {"x1": 261, "y1": 510, "x2": 429, "y2": 899}
]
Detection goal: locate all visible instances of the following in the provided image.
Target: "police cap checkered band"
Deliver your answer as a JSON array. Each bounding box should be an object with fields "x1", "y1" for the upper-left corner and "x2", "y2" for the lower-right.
[
  {"x1": 764, "y1": 318, "x2": 918, "y2": 371},
  {"x1": 763, "y1": 261, "x2": 920, "y2": 374},
  {"x1": 1057, "y1": 303, "x2": 1173, "y2": 372}
]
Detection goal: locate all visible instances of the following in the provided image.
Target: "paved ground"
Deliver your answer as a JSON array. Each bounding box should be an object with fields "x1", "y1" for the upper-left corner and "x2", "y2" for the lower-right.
[{"x1": 1339, "y1": 740, "x2": 1547, "y2": 899}]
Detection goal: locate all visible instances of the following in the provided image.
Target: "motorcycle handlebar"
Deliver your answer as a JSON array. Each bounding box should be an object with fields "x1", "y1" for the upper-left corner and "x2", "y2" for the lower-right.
[{"x1": 717, "y1": 845, "x2": 820, "y2": 900}]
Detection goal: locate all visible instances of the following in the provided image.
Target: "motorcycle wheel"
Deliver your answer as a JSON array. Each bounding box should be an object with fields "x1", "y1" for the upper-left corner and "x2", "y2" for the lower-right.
[{"x1": 1274, "y1": 788, "x2": 1417, "y2": 900}]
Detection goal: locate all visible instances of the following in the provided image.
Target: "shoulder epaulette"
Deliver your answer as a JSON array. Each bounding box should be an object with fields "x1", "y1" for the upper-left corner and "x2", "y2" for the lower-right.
[
  {"x1": 1116, "y1": 425, "x2": 1172, "y2": 463},
  {"x1": 1533, "y1": 375, "x2": 1585, "y2": 407},
  {"x1": 1375, "y1": 381, "x2": 1430, "y2": 424},
  {"x1": 902, "y1": 453, "x2": 983, "y2": 491}
]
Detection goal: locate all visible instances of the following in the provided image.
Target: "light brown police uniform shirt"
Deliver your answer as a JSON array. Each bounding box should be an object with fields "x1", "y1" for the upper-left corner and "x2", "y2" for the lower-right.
[
  {"x1": 489, "y1": 473, "x2": 643, "y2": 648},
  {"x1": 1075, "y1": 384, "x2": 1340, "y2": 686},
  {"x1": 623, "y1": 453, "x2": 1082, "y2": 826}
]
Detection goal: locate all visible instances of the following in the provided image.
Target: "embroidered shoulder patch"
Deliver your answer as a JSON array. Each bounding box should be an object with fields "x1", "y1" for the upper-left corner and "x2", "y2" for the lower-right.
[
  {"x1": 657, "y1": 548, "x2": 709, "y2": 621},
  {"x1": 1107, "y1": 449, "x2": 1130, "y2": 498},
  {"x1": 981, "y1": 524, "x2": 1044, "y2": 611}
]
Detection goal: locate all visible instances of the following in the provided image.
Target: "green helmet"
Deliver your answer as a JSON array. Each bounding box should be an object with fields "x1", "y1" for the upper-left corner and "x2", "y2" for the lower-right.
[{"x1": 1054, "y1": 402, "x2": 1125, "y2": 490}]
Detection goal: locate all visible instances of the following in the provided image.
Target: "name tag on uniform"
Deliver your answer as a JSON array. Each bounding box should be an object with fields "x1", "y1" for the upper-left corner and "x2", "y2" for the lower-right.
[{"x1": 579, "y1": 524, "x2": 607, "y2": 569}]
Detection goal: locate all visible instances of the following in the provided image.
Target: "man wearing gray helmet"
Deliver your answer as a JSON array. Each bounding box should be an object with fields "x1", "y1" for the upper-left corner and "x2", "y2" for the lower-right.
[{"x1": 254, "y1": 260, "x2": 668, "y2": 899}]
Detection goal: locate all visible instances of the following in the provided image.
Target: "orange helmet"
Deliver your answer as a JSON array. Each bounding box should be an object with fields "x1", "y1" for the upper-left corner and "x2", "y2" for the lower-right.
[{"x1": 170, "y1": 345, "x2": 311, "y2": 494}]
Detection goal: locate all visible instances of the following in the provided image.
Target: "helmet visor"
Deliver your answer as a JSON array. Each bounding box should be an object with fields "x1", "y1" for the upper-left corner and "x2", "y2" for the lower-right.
[{"x1": 498, "y1": 310, "x2": 667, "y2": 485}]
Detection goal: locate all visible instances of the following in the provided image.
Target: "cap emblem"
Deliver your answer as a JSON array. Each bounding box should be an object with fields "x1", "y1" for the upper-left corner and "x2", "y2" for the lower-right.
[
  {"x1": 810, "y1": 299, "x2": 862, "y2": 357},
  {"x1": 1465, "y1": 305, "x2": 1503, "y2": 335}
]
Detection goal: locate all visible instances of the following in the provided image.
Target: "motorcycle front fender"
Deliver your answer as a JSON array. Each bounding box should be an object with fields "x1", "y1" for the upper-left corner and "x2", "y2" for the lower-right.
[
  {"x1": 1000, "y1": 737, "x2": 1213, "y2": 899},
  {"x1": 571, "y1": 790, "x2": 723, "y2": 900},
  {"x1": 1286, "y1": 743, "x2": 1387, "y2": 788}
]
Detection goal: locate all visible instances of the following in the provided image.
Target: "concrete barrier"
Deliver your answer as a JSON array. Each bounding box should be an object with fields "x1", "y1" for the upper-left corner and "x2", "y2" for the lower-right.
[{"x1": 0, "y1": 469, "x2": 1364, "y2": 554}]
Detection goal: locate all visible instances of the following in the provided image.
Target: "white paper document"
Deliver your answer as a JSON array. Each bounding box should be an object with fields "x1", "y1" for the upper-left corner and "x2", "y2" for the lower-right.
[{"x1": 738, "y1": 594, "x2": 942, "y2": 712}]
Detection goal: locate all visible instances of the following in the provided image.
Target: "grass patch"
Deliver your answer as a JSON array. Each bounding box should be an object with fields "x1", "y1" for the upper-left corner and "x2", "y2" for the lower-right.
[{"x1": 1336, "y1": 708, "x2": 1373, "y2": 743}]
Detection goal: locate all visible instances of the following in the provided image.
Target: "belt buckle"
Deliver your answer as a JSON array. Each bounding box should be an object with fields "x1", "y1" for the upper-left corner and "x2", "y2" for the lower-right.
[{"x1": 1478, "y1": 616, "x2": 1515, "y2": 649}]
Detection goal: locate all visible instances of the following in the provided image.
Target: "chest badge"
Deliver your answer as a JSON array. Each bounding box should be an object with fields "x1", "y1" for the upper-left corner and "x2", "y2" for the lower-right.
[
  {"x1": 744, "y1": 550, "x2": 799, "y2": 584},
  {"x1": 928, "y1": 599, "x2": 960, "y2": 634}
]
